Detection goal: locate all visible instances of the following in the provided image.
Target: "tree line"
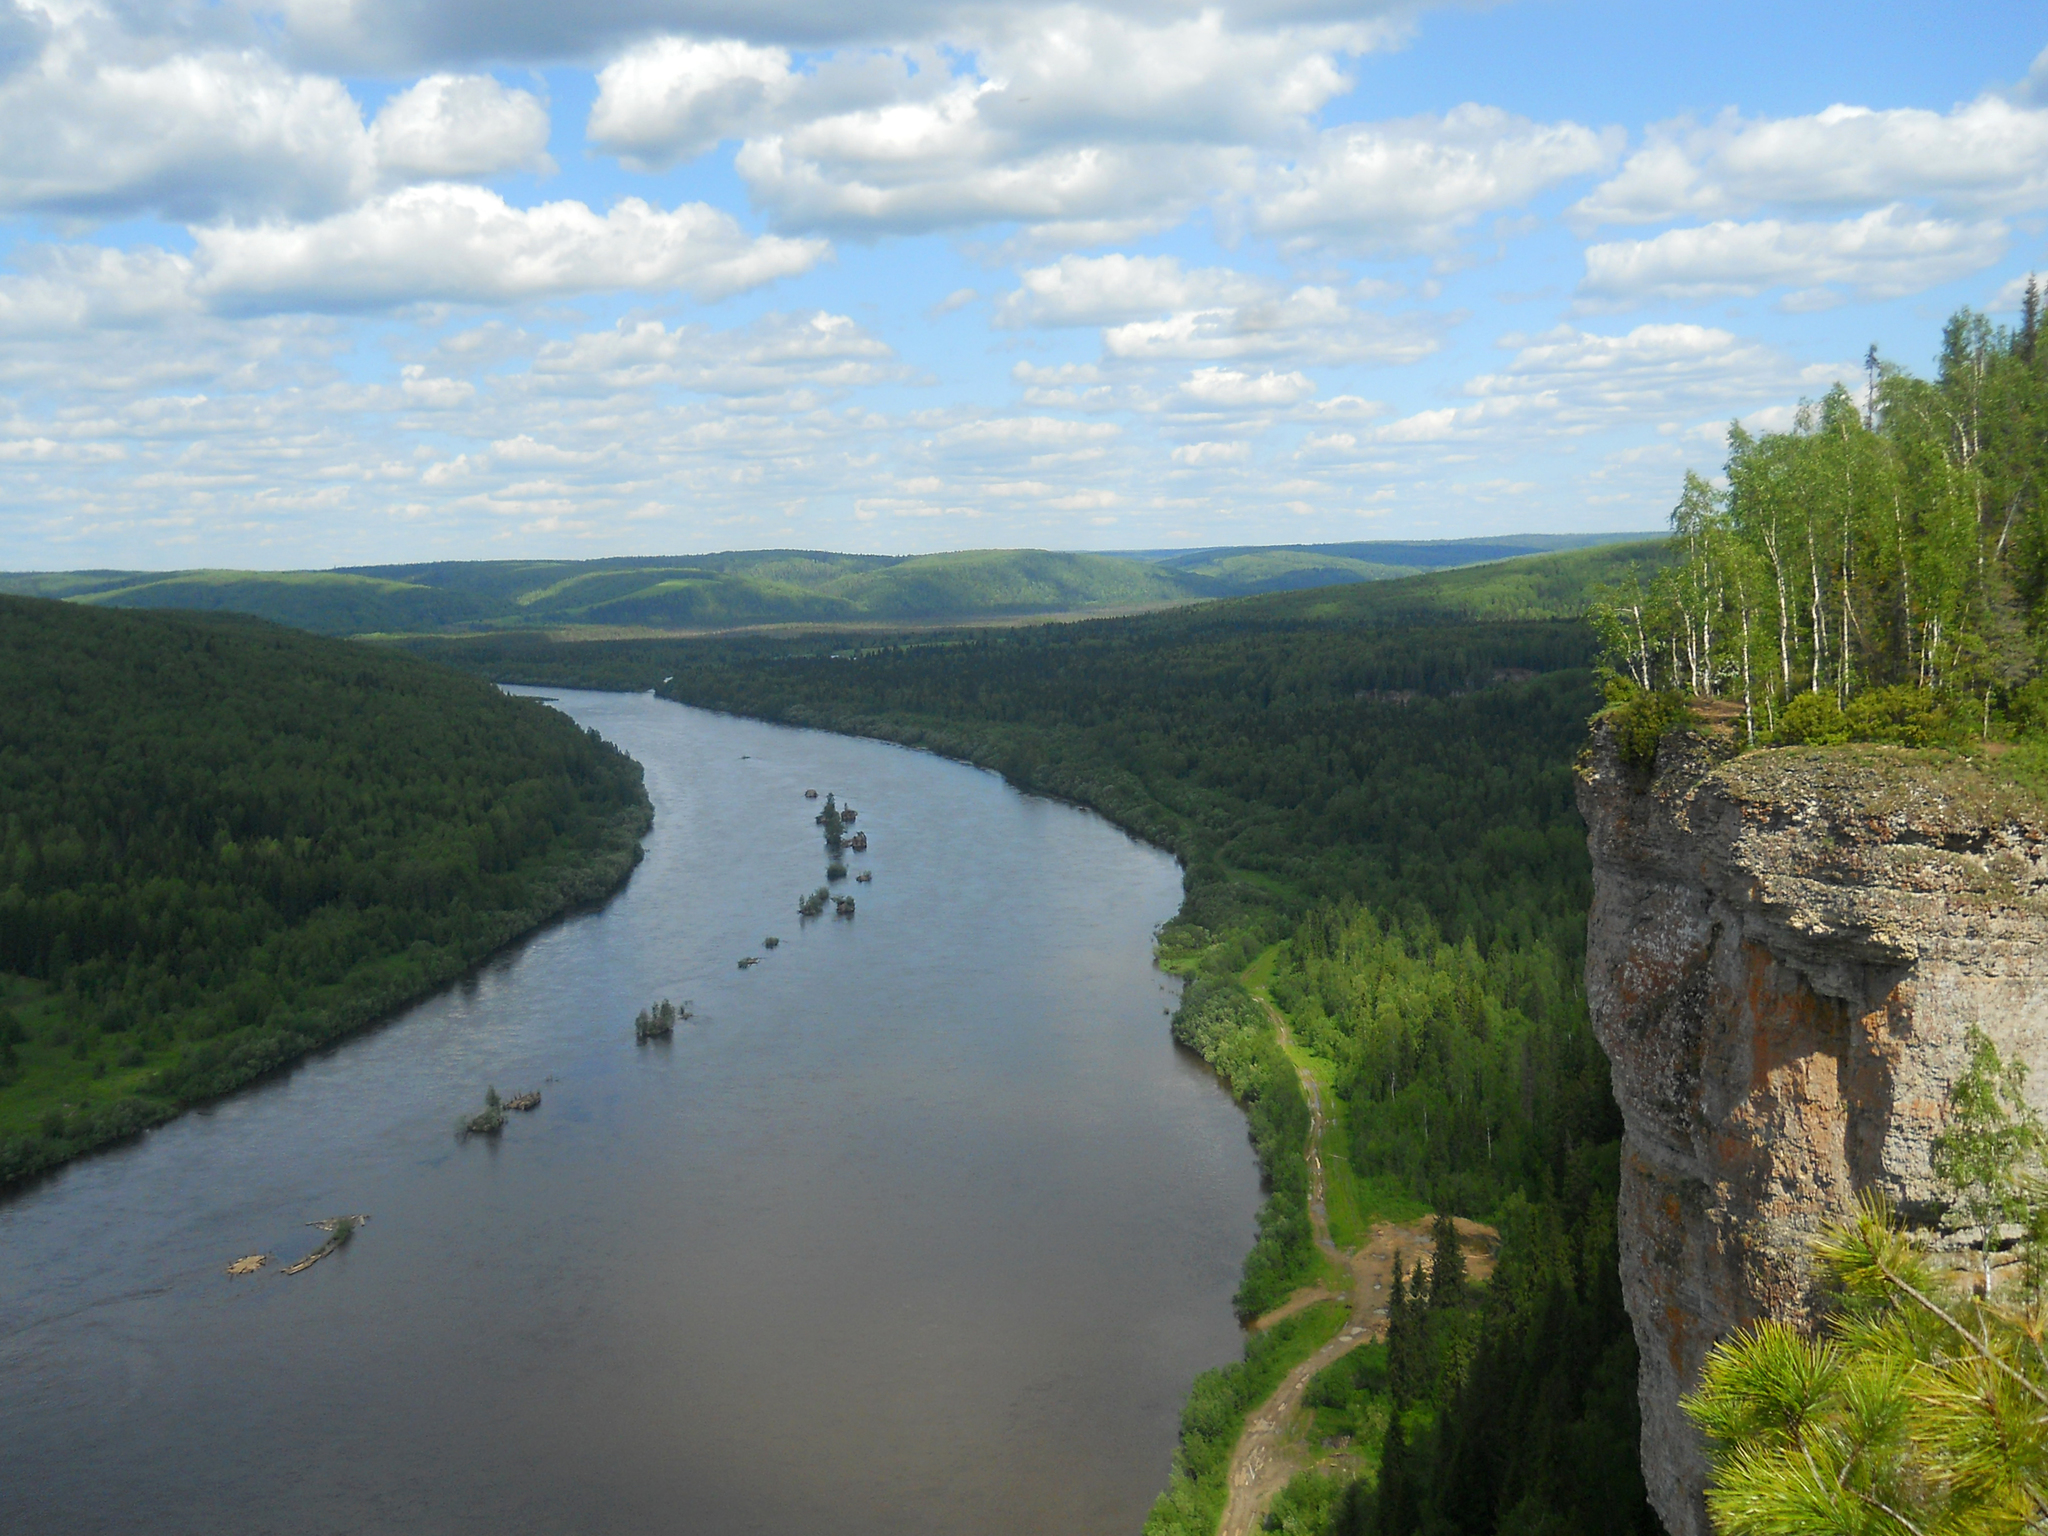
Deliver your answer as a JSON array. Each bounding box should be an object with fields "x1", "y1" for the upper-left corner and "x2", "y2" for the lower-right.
[{"x1": 1596, "y1": 293, "x2": 2047, "y2": 746}]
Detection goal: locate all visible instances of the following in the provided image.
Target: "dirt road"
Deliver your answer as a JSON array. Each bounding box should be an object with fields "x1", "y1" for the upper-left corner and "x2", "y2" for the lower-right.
[{"x1": 1215, "y1": 1003, "x2": 1493, "y2": 1536}]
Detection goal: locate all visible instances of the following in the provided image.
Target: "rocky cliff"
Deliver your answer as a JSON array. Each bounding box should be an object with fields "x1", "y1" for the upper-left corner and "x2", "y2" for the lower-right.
[{"x1": 1577, "y1": 723, "x2": 2048, "y2": 1536}]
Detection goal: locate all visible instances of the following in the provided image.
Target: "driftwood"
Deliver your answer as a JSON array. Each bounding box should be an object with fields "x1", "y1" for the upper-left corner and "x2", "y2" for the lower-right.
[
  {"x1": 503, "y1": 1090, "x2": 541, "y2": 1112},
  {"x1": 283, "y1": 1216, "x2": 367, "y2": 1275},
  {"x1": 226, "y1": 1254, "x2": 269, "y2": 1276}
]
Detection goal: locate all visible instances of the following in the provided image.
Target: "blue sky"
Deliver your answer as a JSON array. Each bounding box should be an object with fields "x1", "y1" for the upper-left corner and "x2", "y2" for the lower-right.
[{"x1": 0, "y1": 0, "x2": 2043, "y2": 569}]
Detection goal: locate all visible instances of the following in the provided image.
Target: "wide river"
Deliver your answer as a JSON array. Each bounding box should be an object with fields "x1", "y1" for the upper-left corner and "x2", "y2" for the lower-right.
[{"x1": 0, "y1": 689, "x2": 1261, "y2": 1535}]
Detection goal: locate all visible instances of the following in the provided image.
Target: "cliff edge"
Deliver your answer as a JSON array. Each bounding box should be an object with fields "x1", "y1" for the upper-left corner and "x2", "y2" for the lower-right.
[{"x1": 1576, "y1": 723, "x2": 2048, "y2": 1536}]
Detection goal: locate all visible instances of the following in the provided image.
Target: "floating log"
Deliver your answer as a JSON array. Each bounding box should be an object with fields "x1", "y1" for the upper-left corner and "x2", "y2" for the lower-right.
[{"x1": 283, "y1": 1215, "x2": 366, "y2": 1275}]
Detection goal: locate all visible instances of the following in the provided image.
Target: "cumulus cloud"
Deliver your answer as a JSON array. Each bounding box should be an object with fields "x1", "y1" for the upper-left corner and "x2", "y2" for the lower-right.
[
  {"x1": 0, "y1": 39, "x2": 374, "y2": 220},
  {"x1": 589, "y1": 12, "x2": 1372, "y2": 237},
  {"x1": 588, "y1": 37, "x2": 794, "y2": 167},
  {"x1": 370, "y1": 74, "x2": 554, "y2": 181},
  {"x1": 0, "y1": 9, "x2": 557, "y2": 223},
  {"x1": 531, "y1": 310, "x2": 905, "y2": 393},
  {"x1": 1175, "y1": 367, "x2": 1315, "y2": 407},
  {"x1": 1249, "y1": 105, "x2": 1622, "y2": 252},
  {"x1": 1579, "y1": 205, "x2": 2004, "y2": 306},
  {"x1": 995, "y1": 254, "x2": 1270, "y2": 326},
  {"x1": 1574, "y1": 97, "x2": 2048, "y2": 227},
  {"x1": 193, "y1": 185, "x2": 828, "y2": 312},
  {"x1": 1171, "y1": 439, "x2": 1253, "y2": 465},
  {"x1": 1101, "y1": 285, "x2": 1441, "y2": 365},
  {"x1": 0, "y1": 246, "x2": 201, "y2": 336}
]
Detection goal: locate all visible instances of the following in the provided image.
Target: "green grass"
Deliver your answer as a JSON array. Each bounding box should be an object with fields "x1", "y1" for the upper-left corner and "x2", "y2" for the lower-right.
[{"x1": 0, "y1": 977, "x2": 177, "y2": 1139}]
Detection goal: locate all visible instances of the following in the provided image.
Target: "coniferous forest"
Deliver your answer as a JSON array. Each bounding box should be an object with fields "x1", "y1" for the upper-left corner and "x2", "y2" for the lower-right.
[{"x1": 0, "y1": 597, "x2": 650, "y2": 1186}]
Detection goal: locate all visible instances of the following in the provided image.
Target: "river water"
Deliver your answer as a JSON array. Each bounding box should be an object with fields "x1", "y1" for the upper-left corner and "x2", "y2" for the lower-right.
[{"x1": 0, "y1": 689, "x2": 1260, "y2": 1536}]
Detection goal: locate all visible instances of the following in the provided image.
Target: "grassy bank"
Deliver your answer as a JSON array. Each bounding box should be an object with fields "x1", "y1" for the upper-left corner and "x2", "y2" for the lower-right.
[{"x1": 1143, "y1": 1300, "x2": 1350, "y2": 1536}]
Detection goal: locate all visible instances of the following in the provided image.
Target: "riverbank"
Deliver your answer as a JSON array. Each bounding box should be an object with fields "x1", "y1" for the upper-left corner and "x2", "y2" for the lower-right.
[{"x1": 0, "y1": 798, "x2": 650, "y2": 1192}]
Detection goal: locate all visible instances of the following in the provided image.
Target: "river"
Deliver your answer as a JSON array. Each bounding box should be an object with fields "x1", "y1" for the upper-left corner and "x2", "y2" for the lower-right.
[{"x1": 0, "y1": 689, "x2": 1261, "y2": 1535}]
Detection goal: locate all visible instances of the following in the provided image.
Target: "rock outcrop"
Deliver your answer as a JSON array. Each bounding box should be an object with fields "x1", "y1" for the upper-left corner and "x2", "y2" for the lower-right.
[{"x1": 1577, "y1": 724, "x2": 2048, "y2": 1536}]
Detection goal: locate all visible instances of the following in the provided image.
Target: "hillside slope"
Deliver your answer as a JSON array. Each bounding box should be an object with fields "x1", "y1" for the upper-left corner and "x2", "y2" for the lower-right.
[
  {"x1": 0, "y1": 597, "x2": 651, "y2": 1187},
  {"x1": 0, "y1": 535, "x2": 1665, "y2": 638}
]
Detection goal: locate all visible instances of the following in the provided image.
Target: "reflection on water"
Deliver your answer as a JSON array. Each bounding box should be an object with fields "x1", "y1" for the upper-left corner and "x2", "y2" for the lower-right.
[{"x1": 0, "y1": 690, "x2": 1260, "y2": 1536}]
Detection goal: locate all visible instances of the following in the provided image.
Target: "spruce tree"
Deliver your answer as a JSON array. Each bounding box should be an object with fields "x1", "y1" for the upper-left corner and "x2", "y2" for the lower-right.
[{"x1": 1429, "y1": 1211, "x2": 1466, "y2": 1307}]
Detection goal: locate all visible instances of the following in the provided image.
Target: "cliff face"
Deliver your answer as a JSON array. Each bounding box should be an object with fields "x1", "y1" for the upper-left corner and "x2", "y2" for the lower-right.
[{"x1": 1577, "y1": 725, "x2": 2048, "y2": 1536}]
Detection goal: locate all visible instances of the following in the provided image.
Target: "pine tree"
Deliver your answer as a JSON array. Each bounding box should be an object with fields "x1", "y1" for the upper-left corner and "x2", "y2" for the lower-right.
[{"x1": 1429, "y1": 1211, "x2": 1466, "y2": 1307}]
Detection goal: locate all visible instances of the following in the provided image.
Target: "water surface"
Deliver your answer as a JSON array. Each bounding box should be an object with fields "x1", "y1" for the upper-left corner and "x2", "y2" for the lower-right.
[{"x1": 0, "y1": 690, "x2": 1259, "y2": 1535}]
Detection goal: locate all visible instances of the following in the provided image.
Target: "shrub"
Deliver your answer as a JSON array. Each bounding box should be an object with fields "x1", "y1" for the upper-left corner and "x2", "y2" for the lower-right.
[
  {"x1": 1772, "y1": 690, "x2": 1850, "y2": 746},
  {"x1": 1604, "y1": 685, "x2": 1691, "y2": 770},
  {"x1": 1841, "y1": 684, "x2": 1946, "y2": 745}
]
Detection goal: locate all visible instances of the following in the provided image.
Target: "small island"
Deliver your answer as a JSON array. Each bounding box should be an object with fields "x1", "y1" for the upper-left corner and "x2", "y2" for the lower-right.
[{"x1": 634, "y1": 999, "x2": 689, "y2": 1039}]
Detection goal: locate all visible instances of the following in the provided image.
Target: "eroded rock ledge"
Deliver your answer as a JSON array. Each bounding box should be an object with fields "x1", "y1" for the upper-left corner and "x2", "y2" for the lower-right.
[{"x1": 1576, "y1": 724, "x2": 2048, "y2": 1536}]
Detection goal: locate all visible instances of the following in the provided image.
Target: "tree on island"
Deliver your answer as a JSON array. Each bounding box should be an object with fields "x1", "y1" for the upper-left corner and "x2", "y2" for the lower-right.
[{"x1": 821, "y1": 793, "x2": 843, "y2": 851}]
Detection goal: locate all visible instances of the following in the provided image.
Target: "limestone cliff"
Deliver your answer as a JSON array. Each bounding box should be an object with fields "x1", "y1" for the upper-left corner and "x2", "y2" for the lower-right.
[{"x1": 1576, "y1": 723, "x2": 2048, "y2": 1536}]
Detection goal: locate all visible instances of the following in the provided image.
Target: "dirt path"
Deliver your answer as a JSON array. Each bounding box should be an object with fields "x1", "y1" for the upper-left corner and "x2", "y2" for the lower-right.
[{"x1": 1216, "y1": 1002, "x2": 1493, "y2": 1536}]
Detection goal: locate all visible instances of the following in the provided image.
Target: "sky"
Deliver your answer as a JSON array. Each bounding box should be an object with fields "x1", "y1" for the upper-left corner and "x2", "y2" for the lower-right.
[{"x1": 1, "y1": 1, "x2": 2045, "y2": 570}]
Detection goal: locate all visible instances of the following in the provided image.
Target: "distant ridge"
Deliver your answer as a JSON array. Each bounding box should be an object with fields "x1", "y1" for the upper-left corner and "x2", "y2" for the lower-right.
[{"x1": 0, "y1": 534, "x2": 1668, "y2": 638}]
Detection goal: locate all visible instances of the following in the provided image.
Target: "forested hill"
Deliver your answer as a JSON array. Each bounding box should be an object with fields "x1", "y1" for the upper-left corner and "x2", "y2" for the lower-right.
[
  {"x1": 0, "y1": 535, "x2": 1657, "y2": 639},
  {"x1": 406, "y1": 538, "x2": 1671, "y2": 1535},
  {"x1": 0, "y1": 597, "x2": 651, "y2": 1188}
]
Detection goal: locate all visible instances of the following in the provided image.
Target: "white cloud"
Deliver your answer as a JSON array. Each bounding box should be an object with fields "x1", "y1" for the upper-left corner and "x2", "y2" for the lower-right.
[
  {"x1": 193, "y1": 184, "x2": 829, "y2": 312},
  {"x1": 531, "y1": 310, "x2": 903, "y2": 393},
  {"x1": 0, "y1": 246, "x2": 200, "y2": 336},
  {"x1": 1175, "y1": 367, "x2": 1315, "y2": 407},
  {"x1": 588, "y1": 38, "x2": 794, "y2": 168},
  {"x1": 1249, "y1": 104, "x2": 1622, "y2": 252},
  {"x1": 0, "y1": 38, "x2": 372, "y2": 220},
  {"x1": 1575, "y1": 97, "x2": 2048, "y2": 227},
  {"x1": 996, "y1": 254, "x2": 1270, "y2": 326},
  {"x1": 931, "y1": 415, "x2": 1121, "y2": 449},
  {"x1": 1579, "y1": 205, "x2": 2004, "y2": 306},
  {"x1": 624, "y1": 12, "x2": 1377, "y2": 237},
  {"x1": 1172, "y1": 439, "x2": 1253, "y2": 465},
  {"x1": 1101, "y1": 285, "x2": 1440, "y2": 365},
  {"x1": 370, "y1": 74, "x2": 554, "y2": 182}
]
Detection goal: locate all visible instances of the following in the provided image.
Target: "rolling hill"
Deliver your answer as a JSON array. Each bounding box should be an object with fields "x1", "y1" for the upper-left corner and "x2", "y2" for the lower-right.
[{"x1": 0, "y1": 534, "x2": 1663, "y2": 638}]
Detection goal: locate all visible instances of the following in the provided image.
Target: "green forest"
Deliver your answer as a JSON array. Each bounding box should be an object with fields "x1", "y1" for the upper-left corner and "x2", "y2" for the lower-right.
[
  {"x1": 1596, "y1": 296, "x2": 2048, "y2": 748},
  {"x1": 416, "y1": 542, "x2": 1664, "y2": 1536},
  {"x1": 0, "y1": 596, "x2": 650, "y2": 1187}
]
